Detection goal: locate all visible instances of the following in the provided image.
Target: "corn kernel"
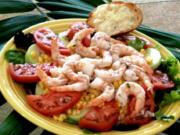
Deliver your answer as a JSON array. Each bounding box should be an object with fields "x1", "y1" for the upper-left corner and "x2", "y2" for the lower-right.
[
  {"x1": 53, "y1": 115, "x2": 58, "y2": 120},
  {"x1": 31, "y1": 51, "x2": 36, "y2": 58},
  {"x1": 113, "y1": 81, "x2": 119, "y2": 89},
  {"x1": 58, "y1": 114, "x2": 67, "y2": 122},
  {"x1": 90, "y1": 94, "x2": 96, "y2": 99},
  {"x1": 146, "y1": 56, "x2": 152, "y2": 64},
  {"x1": 118, "y1": 80, "x2": 123, "y2": 86},
  {"x1": 85, "y1": 95, "x2": 90, "y2": 101},
  {"x1": 67, "y1": 109, "x2": 72, "y2": 115},
  {"x1": 76, "y1": 110, "x2": 80, "y2": 114},
  {"x1": 76, "y1": 102, "x2": 82, "y2": 109},
  {"x1": 72, "y1": 110, "x2": 77, "y2": 115},
  {"x1": 140, "y1": 49, "x2": 145, "y2": 54},
  {"x1": 38, "y1": 57, "x2": 43, "y2": 63}
]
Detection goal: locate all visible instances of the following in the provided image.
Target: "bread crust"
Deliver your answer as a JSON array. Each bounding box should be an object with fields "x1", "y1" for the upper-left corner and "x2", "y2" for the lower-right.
[{"x1": 87, "y1": 2, "x2": 143, "y2": 36}]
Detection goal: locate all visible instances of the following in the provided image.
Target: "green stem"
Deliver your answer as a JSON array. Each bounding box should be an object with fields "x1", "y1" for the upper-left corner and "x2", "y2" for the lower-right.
[{"x1": 32, "y1": 0, "x2": 52, "y2": 21}]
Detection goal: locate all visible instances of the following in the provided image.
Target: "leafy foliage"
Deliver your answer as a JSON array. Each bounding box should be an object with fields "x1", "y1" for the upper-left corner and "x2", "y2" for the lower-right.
[
  {"x1": 37, "y1": 1, "x2": 91, "y2": 12},
  {"x1": 5, "y1": 50, "x2": 25, "y2": 64},
  {"x1": 0, "y1": 14, "x2": 47, "y2": 43},
  {"x1": 0, "y1": 0, "x2": 35, "y2": 13},
  {"x1": 161, "y1": 56, "x2": 180, "y2": 84},
  {"x1": 127, "y1": 37, "x2": 145, "y2": 51}
]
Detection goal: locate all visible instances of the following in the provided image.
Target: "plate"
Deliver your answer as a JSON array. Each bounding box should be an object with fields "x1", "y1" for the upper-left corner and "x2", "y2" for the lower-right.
[{"x1": 0, "y1": 19, "x2": 179, "y2": 135}]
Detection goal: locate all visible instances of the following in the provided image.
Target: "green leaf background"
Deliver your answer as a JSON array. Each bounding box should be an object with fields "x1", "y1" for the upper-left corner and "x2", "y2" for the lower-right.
[{"x1": 0, "y1": 0, "x2": 36, "y2": 13}]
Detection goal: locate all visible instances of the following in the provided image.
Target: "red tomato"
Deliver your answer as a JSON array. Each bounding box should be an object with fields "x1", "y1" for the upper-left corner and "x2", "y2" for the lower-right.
[
  {"x1": 34, "y1": 28, "x2": 70, "y2": 55},
  {"x1": 67, "y1": 22, "x2": 91, "y2": 47},
  {"x1": 27, "y1": 91, "x2": 82, "y2": 116},
  {"x1": 79, "y1": 101, "x2": 119, "y2": 132},
  {"x1": 82, "y1": 35, "x2": 91, "y2": 47},
  {"x1": 125, "y1": 91, "x2": 155, "y2": 125},
  {"x1": 152, "y1": 71, "x2": 175, "y2": 91},
  {"x1": 8, "y1": 63, "x2": 52, "y2": 83}
]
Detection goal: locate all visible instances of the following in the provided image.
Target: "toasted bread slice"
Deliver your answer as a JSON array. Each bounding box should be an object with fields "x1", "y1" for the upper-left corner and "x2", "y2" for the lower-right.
[{"x1": 87, "y1": 2, "x2": 143, "y2": 36}]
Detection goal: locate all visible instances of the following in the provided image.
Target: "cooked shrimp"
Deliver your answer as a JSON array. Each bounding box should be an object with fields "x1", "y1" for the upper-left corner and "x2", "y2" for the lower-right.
[
  {"x1": 97, "y1": 50, "x2": 112, "y2": 68},
  {"x1": 67, "y1": 28, "x2": 97, "y2": 58},
  {"x1": 49, "y1": 66, "x2": 62, "y2": 77},
  {"x1": 91, "y1": 32, "x2": 111, "y2": 50},
  {"x1": 90, "y1": 77, "x2": 107, "y2": 90},
  {"x1": 123, "y1": 69, "x2": 139, "y2": 81},
  {"x1": 51, "y1": 38, "x2": 66, "y2": 66},
  {"x1": 110, "y1": 43, "x2": 143, "y2": 61},
  {"x1": 36, "y1": 66, "x2": 68, "y2": 88},
  {"x1": 89, "y1": 84, "x2": 115, "y2": 107},
  {"x1": 115, "y1": 82, "x2": 145, "y2": 117},
  {"x1": 65, "y1": 54, "x2": 81, "y2": 63},
  {"x1": 91, "y1": 31, "x2": 121, "y2": 50},
  {"x1": 49, "y1": 72, "x2": 90, "y2": 92},
  {"x1": 94, "y1": 64, "x2": 126, "y2": 82},
  {"x1": 76, "y1": 59, "x2": 95, "y2": 78},
  {"x1": 112, "y1": 60, "x2": 121, "y2": 70},
  {"x1": 62, "y1": 61, "x2": 79, "y2": 81},
  {"x1": 120, "y1": 55, "x2": 153, "y2": 75},
  {"x1": 129, "y1": 65, "x2": 153, "y2": 91}
]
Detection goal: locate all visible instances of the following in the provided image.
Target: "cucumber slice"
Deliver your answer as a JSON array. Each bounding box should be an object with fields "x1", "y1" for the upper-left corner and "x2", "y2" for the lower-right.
[
  {"x1": 25, "y1": 44, "x2": 41, "y2": 64},
  {"x1": 58, "y1": 31, "x2": 69, "y2": 46},
  {"x1": 145, "y1": 48, "x2": 162, "y2": 69},
  {"x1": 65, "y1": 108, "x2": 89, "y2": 124}
]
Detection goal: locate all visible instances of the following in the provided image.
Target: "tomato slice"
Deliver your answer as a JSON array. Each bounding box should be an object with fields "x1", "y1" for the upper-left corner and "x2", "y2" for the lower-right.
[
  {"x1": 27, "y1": 91, "x2": 82, "y2": 116},
  {"x1": 152, "y1": 71, "x2": 175, "y2": 91},
  {"x1": 8, "y1": 63, "x2": 52, "y2": 83},
  {"x1": 125, "y1": 91, "x2": 155, "y2": 125},
  {"x1": 34, "y1": 28, "x2": 70, "y2": 55},
  {"x1": 79, "y1": 101, "x2": 119, "y2": 132},
  {"x1": 67, "y1": 22, "x2": 91, "y2": 47}
]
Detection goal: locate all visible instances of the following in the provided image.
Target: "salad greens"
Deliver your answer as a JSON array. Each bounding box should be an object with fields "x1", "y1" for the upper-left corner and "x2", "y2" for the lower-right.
[
  {"x1": 160, "y1": 90, "x2": 180, "y2": 107},
  {"x1": 161, "y1": 57, "x2": 180, "y2": 84},
  {"x1": 155, "y1": 110, "x2": 175, "y2": 122},
  {"x1": 5, "y1": 50, "x2": 25, "y2": 64},
  {"x1": 127, "y1": 37, "x2": 145, "y2": 51}
]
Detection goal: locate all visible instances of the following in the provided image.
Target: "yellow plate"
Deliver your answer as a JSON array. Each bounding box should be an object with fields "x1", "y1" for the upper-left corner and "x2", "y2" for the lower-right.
[{"x1": 0, "y1": 19, "x2": 179, "y2": 135}]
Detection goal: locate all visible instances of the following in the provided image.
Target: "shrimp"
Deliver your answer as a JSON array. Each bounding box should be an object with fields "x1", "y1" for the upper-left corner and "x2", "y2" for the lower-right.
[
  {"x1": 91, "y1": 31, "x2": 121, "y2": 50},
  {"x1": 115, "y1": 82, "x2": 145, "y2": 117},
  {"x1": 110, "y1": 43, "x2": 143, "y2": 61},
  {"x1": 90, "y1": 77, "x2": 107, "y2": 90},
  {"x1": 67, "y1": 28, "x2": 97, "y2": 58},
  {"x1": 76, "y1": 59, "x2": 96, "y2": 78},
  {"x1": 119, "y1": 55, "x2": 153, "y2": 75},
  {"x1": 91, "y1": 32, "x2": 111, "y2": 50},
  {"x1": 129, "y1": 65, "x2": 153, "y2": 91},
  {"x1": 62, "y1": 61, "x2": 79, "y2": 81},
  {"x1": 112, "y1": 60, "x2": 121, "y2": 70},
  {"x1": 36, "y1": 66, "x2": 68, "y2": 88},
  {"x1": 51, "y1": 38, "x2": 66, "y2": 66},
  {"x1": 89, "y1": 84, "x2": 115, "y2": 107},
  {"x1": 94, "y1": 64, "x2": 126, "y2": 82},
  {"x1": 123, "y1": 69, "x2": 139, "y2": 81},
  {"x1": 49, "y1": 72, "x2": 90, "y2": 92},
  {"x1": 97, "y1": 50, "x2": 112, "y2": 68}
]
